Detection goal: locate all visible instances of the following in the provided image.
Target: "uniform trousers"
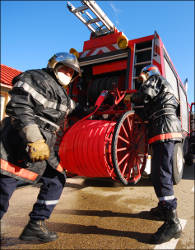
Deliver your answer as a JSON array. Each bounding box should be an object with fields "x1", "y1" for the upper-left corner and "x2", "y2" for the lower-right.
[
  {"x1": 151, "y1": 141, "x2": 177, "y2": 210},
  {"x1": 0, "y1": 165, "x2": 66, "y2": 220}
]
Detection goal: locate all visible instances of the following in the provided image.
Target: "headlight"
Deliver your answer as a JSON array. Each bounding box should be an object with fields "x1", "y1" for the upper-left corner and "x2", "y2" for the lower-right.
[{"x1": 117, "y1": 35, "x2": 128, "y2": 49}]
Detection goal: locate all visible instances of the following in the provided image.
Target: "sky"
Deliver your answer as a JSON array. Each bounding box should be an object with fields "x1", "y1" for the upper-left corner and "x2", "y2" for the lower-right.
[{"x1": 1, "y1": 0, "x2": 194, "y2": 104}]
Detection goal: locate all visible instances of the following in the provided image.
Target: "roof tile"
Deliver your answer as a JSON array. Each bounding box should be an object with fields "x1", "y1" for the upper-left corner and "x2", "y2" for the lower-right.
[{"x1": 0, "y1": 64, "x2": 22, "y2": 86}]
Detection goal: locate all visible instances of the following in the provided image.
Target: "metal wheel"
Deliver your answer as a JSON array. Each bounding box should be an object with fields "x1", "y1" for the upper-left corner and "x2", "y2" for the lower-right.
[{"x1": 111, "y1": 111, "x2": 148, "y2": 185}]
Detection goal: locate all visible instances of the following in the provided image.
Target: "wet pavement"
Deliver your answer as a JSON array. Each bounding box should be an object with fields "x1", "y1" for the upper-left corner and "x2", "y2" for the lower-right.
[{"x1": 1, "y1": 164, "x2": 194, "y2": 249}]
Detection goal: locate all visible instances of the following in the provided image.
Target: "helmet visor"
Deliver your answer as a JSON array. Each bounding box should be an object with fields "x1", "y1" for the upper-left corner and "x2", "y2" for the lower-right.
[{"x1": 55, "y1": 52, "x2": 80, "y2": 74}]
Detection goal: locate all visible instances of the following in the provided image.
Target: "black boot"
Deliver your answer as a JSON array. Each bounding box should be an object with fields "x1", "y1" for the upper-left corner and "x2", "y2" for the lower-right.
[
  {"x1": 19, "y1": 220, "x2": 58, "y2": 242},
  {"x1": 139, "y1": 204, "x2": 166, "y2": 221},
  {"x1": 149, "y1": 205, "x2": 166, "y2": 220},
  {"x1": 150, "y1": 209, "x2": 182, "y2": 244}
]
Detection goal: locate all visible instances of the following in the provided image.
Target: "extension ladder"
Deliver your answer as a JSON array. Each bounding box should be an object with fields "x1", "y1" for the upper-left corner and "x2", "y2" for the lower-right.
[{"x1": 67, "y1": 0, "x2": 116, "y2": 36}]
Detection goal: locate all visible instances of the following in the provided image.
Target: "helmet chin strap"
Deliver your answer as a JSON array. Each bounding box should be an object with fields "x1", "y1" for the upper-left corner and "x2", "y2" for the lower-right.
[{"x1": 70, "y1": 74, "x2": 79, "y2": 83}]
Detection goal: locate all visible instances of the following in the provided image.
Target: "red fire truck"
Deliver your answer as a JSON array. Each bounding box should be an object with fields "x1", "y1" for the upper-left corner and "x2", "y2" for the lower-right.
[{"x1": 59, "y1": 0, "x2": 194, "y2": 185}]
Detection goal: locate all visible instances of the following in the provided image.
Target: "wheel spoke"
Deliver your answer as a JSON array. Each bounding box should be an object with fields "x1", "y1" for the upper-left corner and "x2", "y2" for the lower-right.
[
  {"x1": 121, "y1": 161, "x2": 128, "y2": 175},
  {"x1": 118, "y1": 152, "x2": 129, "y2": 166},
  {"x1": 126, "y1": 116, "x2": 133, "y2": 139},
  {"x1": 121, "y1": 124, "x2": 129, "y2": 138},
  {"x1": 126, "y1": 163, "x2": 133, "y2": 179},
  {"x1": 118, "y1": 135, "x2": 129, "y2": 144},
  {"x1": 110, "y1": 168, "x2": 114, "y2": 175},
  {"x1": 117, "y1": 147, "x2": 128, "y2": 152}
]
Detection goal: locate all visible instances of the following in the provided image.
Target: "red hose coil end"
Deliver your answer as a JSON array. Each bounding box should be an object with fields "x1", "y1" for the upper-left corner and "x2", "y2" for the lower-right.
[{"x1": 59, "y1": 120, "x2": 117, "y2": 178}]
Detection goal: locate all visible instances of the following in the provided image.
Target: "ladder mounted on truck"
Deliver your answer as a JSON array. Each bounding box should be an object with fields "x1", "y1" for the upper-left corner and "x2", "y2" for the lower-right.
[{"x1": 67, "y1": 0, "x2": 116, "y2": 37}]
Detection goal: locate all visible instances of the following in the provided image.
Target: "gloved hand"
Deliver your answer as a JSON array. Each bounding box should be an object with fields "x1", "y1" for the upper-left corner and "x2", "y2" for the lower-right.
[{"x1": 27, "y1": 139, "x2": 50, "y2": 162}]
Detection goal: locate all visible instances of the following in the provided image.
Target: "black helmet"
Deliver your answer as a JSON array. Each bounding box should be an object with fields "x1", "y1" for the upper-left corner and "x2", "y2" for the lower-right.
[
  {"x1": 141, "y1": 64, "x2": 160, "y2": 77},
  {"x1": 47, "y1": 52, "x2": 81, "y2": 77}
]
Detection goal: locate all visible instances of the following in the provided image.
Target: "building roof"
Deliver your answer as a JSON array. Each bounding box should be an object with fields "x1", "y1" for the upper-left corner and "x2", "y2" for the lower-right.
[{"x1": 0, "y1": 64, "x2": 22, "y2": 86}]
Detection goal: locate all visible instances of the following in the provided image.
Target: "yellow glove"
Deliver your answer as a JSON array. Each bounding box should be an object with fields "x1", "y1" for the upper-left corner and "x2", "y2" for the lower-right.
[
  {"x1": 124, "y1": 94, "x2": 133, "y2": 105},
  {"x1": 27, "y1": 139, "x2": 50, "y2": 162}
]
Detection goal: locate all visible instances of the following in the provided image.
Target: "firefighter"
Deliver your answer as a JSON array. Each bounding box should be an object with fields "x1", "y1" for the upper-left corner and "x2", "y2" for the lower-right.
[
  {"x1": 0, "y1": 52, "x2": 81, "y2": 243},
  {"x1": 131, "y1": 65, "x2": 183, "y2": 244}
]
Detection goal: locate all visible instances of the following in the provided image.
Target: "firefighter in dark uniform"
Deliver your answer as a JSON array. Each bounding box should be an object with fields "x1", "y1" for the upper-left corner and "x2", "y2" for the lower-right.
[
  {"x1": 131, "y1": 65, "x2": 183, "y2": 244},
  {"x1": 0, "y1": 52, "x2": 81, "y2": 242}
]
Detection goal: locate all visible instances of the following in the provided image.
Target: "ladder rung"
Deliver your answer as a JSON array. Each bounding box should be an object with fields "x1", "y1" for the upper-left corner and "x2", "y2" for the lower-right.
[
  {"x1": 85, "y1": 11, "x2": 101, "y2": 28},
  {"x1": 135, "y1": 61, "x2": 151, "y2": 66},
  {"x1": 75, "y1": 12, "x2": 96, "y2": 33},
  {"x1": 72, "y1": 5, "x2": 89, "y2": 13},
  {"x1": 135, "y1": 47, "x2": 152, "y2": 53},
  {"x1": 86, "y1": 17, "x2": 100, "y2": 24}
]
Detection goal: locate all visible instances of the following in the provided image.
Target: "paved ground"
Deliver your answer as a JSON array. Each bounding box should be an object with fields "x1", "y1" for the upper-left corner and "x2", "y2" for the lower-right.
[{"x1": 1, "y1": 164, "x2": 194, "y2": 249}]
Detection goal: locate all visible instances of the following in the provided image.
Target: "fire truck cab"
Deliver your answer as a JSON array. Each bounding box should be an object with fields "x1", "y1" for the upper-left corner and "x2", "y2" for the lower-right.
[{"x1": 59, "y1": 1, "x2": 193, "y2": 185}]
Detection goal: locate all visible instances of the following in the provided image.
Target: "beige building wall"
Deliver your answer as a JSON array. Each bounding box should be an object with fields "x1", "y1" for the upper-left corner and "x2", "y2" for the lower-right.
[{"x1": 0, "y1": 84, "x2": 11, "y2": 120}]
